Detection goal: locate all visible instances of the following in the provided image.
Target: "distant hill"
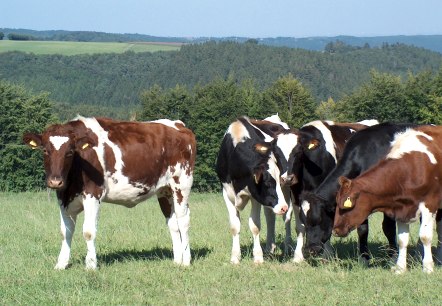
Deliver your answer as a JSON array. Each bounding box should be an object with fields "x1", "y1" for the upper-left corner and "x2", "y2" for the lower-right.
[{"x1": 1, "y1": 28, "x2": 442, "y2": 53}]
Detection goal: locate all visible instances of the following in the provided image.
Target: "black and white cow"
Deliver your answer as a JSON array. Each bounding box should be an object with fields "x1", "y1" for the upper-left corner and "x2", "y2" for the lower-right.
[
  {"x1": 280, "y1": 119, "x2": 379, "y2": 262},
  {"x1": 215, "y1": 116, "x2": 289, "y2": 264},
  {"x1": 300, "y1": 122, "x2": 417, "y2": 261}
]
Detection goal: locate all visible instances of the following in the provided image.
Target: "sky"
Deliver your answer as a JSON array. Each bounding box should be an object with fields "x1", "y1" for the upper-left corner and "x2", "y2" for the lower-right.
[{"x1": 3, "y1": 0, "x2": 442, "y2": 38}]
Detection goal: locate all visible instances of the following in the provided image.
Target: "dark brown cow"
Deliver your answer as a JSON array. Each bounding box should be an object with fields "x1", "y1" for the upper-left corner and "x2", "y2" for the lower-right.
[
  {"x1": 333, "y1": 125, "x2": 442, "y2": 274},
  {"x1": 24, "y1": 116, "x2": 196, "y2": 269}
]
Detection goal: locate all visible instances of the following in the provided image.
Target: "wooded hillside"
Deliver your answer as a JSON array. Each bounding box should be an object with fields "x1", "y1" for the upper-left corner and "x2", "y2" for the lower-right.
[{"x1": 1, "y1": 41, "x2": 441, "y2": 115}]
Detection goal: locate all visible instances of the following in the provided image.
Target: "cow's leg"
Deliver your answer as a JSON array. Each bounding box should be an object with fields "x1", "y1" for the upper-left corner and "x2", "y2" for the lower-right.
[
  {"x1": 392, "y1": 222, "x2": 409, "y2": 274},
  {"x1": 436, "y1": 210, "x2": 442, "y2": 265},
  {"x1": 55, "y1": 201, "x2": 80, "y2": 270},
  {"x1": 357, "y1": 219, "x2": 369, "y2": 265},
  {"x1": 263, "y1": 208, "x2": 276, "y2": 254},
  {"x1": 223, "y1": 188, "x2": 242, "y2": 264},
  {"x1": 158, "y1": 194, "x2": 183, "y2": 265},
  {"x1": 292, "y1": 205, "x2": 305, "y2": 263},
  {"x1": 249, "y1": 199, "x2": 263, "y2": 264},
  {"x1": 382, "y1": 214, "x2": 397, "y2": 258},
  {"x1": 419, "y1": 205, "x2": 435, "y2": 274},
  {"x1": 282, "y1": 186, "x2": 293, "y2": 255},
  {"x1": 82, "y1": 194, "x2": 101, "y2": 270},
  {"x1": 172, "y1": 184, "x2": 192, "y2": 266}
]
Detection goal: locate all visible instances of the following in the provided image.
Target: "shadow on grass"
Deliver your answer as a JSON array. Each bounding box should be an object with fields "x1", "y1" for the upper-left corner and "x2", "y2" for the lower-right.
[
  {"x1": 238, "y1": 238, "x2": 427, "y2": 271},
  {"x1": 95, "y1": 246, "x2": 212, "y2": 266}
]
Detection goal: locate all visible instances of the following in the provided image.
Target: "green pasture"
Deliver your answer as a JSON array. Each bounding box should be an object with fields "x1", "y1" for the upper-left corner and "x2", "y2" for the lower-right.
[
  {"x1": 0, "y1": 191, "x2": 441, "y2": 305},
  {"x1": 0, "y1": 40, "x2": 181, "y2": 55}
]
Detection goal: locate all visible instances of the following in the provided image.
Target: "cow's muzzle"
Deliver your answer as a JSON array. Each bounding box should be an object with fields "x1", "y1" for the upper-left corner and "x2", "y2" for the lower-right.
[
  {"x1": 281, "y1": 174, "x2": 298, "y2": 186},
  {"x1": 47, "y1": 177, "x2": 64, "y2": 189}
]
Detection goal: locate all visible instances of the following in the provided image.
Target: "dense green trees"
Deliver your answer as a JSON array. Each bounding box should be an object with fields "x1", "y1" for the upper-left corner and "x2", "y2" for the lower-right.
[
  {"x1": 316, "y1": 69, "x2": 442, "y2": 124},
  {"x1": 1, "y1": 41, "x2": 441, "y2": 118},
  {"x1": 0, "y1": 81, "x2": 56, "y2": 191}
]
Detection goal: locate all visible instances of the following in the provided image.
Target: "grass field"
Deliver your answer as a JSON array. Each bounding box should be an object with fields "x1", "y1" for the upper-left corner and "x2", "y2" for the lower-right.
[
  {"x1": 0, "y1": 191, "x2": 441, "y2": 305},
  {"x1": 0, "y1": 40, "x2": 181, "y2": 55}
]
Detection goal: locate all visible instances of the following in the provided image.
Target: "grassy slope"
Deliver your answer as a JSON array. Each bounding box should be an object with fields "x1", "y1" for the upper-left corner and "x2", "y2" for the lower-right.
[
  {"x1": 0, "y1": 191, "x2": 440, "y2": 305},
  {"x1": 0, "y1": 40, "x2": 181, "y2": 55}
]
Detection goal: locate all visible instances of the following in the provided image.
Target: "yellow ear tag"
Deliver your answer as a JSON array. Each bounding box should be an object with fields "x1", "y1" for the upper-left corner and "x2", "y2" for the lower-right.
[
  {"x1": 82, "y1": 143, "x2": 89, "y2": 150},
  {"x1": 254, "y1": 174, "x2": 259, "y2": 184},
  {"x1": 343, "y1": 197, "x2": 353, "y2": 208},
  {"x1": 29, "y1": 140, "x2": 38, "y2": 148},
  {"x1": 308, "y1": 143, "x2": 315, "y2": 150}
]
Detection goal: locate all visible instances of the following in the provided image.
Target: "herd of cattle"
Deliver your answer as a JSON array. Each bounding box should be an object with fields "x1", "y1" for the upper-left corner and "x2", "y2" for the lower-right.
[{"x1": 23, "y1": 115, "x2": 442, "y2": 274}]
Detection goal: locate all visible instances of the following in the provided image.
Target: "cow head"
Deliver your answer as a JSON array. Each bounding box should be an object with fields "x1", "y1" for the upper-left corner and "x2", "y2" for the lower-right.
[
  {"x1": 249, "y1": 142, "x2": 288, "y2": 215},
  {"x1": 333, "y1": 176, "x2": 371, "y2": 237},
  {"x1": 272, "y1": 131, "x2": 300, "y2": 186},
  {"x1": 300, "y1": 191, "x2": 335, "y2": 257},
  {"x1": 23, "y1": 125, "x2": 96, "y2": 190}
]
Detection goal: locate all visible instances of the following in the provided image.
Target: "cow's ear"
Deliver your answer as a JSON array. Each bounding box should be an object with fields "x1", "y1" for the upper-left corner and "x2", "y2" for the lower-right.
[
  {"x1": 23, "y1": 133, "x2": 42, "y2": 149},
  {"x1": 254, "y1": 143, "x2": 270, "y2": 155},
  {"x1": 338, "y1": 176, "x2": 352, "y2": 190},
  {"x1": 307, "y1": 139, "x2": 320, "y2": 150},
  {"x1": 75, "y1": 136, "x2": 95, "y2": 151},
  {"x1": 253, "y1": 168, "x2": 263, "y2": 184}
]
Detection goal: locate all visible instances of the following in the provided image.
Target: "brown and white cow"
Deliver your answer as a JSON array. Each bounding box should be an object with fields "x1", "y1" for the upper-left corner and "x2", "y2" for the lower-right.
[
  {"x1": 23, "y1": 116, "x2": 196, "y2": 269},
  {"x1": 333, "y1": 125, "x2": 442, "y2": 273}
]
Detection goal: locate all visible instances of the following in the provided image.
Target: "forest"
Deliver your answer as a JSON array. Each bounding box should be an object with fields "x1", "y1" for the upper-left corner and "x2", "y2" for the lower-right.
[{"x1": 1, "y1": 39, "x2": 442, "y2": 191}]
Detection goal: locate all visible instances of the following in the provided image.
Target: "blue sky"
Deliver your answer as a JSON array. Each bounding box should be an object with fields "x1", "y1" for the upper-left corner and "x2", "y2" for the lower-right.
[{"x1": 3, "y1": 0, "x2": 442, "y2": 38}]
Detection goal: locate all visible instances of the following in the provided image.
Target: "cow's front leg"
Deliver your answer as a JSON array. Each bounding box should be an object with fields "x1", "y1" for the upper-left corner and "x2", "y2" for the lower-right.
[
  {"x1": 55, "y1": 205, "x2": 78, "y2": 270},
  {"x1": 292, "y1": 205, "x2": 305, "y2": 263},
  {"x1": 82, "y1": 194, "x2": 101, "y2": 270},
  {"x1": 223, "y1": 189, "x2": 242, "y2": 264},
  {"x1": 392, "y1": 222, "x2": 409, "y2": 274},
  {"x1": 263, "y1": 208, "x2": 276, "y2": 254},
  {"x1": 250, "y1": 200, "x2": 263, "y2": 264}
]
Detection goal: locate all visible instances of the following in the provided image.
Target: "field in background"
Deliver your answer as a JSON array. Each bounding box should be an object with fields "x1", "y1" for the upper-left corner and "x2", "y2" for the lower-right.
[
  {"x1": 0, "y1": 40, "x2": 181, "y2": 55},
  {"x1": 0, "y1": 191, "x2": 441, "y2": 304}
]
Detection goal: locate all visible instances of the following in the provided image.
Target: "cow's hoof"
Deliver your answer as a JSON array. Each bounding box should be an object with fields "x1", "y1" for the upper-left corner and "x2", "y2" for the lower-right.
[
  {"x1": 391, "y1": 265, "x2": 406, "y2": 274},
  {"x1": 231, "y1": 257, "x2": 240, "y2": 265}
]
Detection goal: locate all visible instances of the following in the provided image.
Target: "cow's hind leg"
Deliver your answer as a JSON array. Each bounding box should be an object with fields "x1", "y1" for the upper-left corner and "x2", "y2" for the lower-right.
[
  {"x1": 436, "y1": 210, "x2": 442, "y2": 265},
  {"x1": 169, "y1": 175, "x2": 193, "y2": 266},
  {"x1": 419, "y1": 205, "x2": 435, "y2": 274}
]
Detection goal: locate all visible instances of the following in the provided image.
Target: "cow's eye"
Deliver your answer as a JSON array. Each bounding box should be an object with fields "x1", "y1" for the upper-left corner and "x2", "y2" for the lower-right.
[
  {"x1": 66, "y1": 150, "x2": 74, "y2": 157},
  {"x1": 43, "y1": 148, "x2": 49, "y2": 155}
]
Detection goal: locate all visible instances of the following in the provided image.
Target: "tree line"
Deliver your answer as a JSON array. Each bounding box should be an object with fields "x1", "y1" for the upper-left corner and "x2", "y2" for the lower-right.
[
  {"x1": 1, "y1": 65, "x2": 441, "y2": 192},
  {"x1": 1, "y1": 41, "x2": 441, "y2": 119}
]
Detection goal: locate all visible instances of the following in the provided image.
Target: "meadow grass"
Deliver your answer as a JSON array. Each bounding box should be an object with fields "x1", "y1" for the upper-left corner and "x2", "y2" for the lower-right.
[
  {"x1": 0, "y1": 191, "x2": 441, "y2": 305},
  {"x1": 0, "y1": 40, "x2": 181, "y2": 56}
]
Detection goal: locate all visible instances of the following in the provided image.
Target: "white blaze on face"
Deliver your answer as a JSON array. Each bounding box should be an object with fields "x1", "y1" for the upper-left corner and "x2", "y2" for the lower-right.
[
  {"x1": 387, "y1": 129, "x2": 437, "y2": 164},
  {"x1": 276, "y1": 133, "x2": 299, "y2": 177},
  {"x1": 49, "y1": 136, "x2": 69, "y2": 150},
  {"x1": 267, "y1": 153, "x2": 288, "y2": 214},
  {"x1": 303, "y1": 120, "x2": 337, "y2": 163}
]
